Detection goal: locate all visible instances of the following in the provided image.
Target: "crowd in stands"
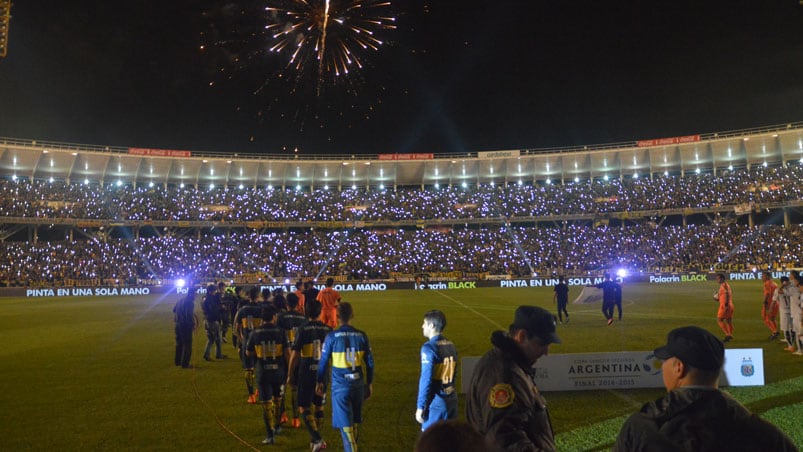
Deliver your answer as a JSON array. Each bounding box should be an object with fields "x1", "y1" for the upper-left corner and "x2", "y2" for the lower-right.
[
  {"x1": 1, "y1": 164, "x2": 802, "y2": 222},
  {"x1": 0, "y1": 224, "x2": 800, "y2": 286},
  {"x1": 0, "y1": 164, "x2": 801, "y2": 285}
]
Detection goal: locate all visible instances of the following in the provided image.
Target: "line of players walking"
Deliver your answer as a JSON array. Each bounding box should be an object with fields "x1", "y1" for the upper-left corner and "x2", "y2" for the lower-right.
[
  {"x1": 193, "y1": 277, "x2": 373, "y2": 451},
  {"x1": 175, "y1": 271, "x2": 803, "y2": 451},
  {"x1": 762, "y1": 270, "x2": 803, "y2": 355}
]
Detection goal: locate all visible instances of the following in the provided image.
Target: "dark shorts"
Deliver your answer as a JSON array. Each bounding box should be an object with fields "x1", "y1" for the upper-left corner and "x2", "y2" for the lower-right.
[
  {"x1": 297, "y1": 368, "x2": 326, "y2": 408},
  {"x1": 257, "y1": 368, "x2": 286, "y2": 402},
  {"x1": 240, "y1": 346, "x2": 255, "y2": 369}
]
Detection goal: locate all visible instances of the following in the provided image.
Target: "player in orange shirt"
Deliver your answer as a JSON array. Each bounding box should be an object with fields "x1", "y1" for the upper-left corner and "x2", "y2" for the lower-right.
[
  {"x1": 762, "y1": 272, "x2": 780, "y2": 341},
  {"x1": 293, "y1": 280, "x2": 306, "y2": 315},
  {"x1": 316, "y1": 277, "x2": 341, "y2": 329},
  {"x1": 716, "y1": 273, "x2": 734, "y2": 342}
]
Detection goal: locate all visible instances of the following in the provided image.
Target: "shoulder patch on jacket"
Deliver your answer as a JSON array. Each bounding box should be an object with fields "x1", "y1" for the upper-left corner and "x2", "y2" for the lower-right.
[{"x1": 489, "y1": 383, "x2": 514, "y2": 408}]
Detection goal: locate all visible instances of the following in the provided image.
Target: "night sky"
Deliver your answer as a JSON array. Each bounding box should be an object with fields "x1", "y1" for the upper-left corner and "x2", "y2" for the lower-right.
[{"x1": 1, "y1": 1, "x2": 802, "y2": 156}]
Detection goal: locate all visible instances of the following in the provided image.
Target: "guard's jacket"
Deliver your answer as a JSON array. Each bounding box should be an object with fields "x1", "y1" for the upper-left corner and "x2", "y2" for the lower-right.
[
  {"x1": 466, "y1": 331, "x2": 555, "y2": 452},
  {"x1": 614, "y1": 387, "x2": 798, "y2": 451}
]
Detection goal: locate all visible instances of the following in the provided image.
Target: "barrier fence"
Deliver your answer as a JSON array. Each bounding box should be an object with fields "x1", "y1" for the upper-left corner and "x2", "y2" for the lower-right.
[{"x1": 2, "y1": 271, "x2": 794, "y2": 298}]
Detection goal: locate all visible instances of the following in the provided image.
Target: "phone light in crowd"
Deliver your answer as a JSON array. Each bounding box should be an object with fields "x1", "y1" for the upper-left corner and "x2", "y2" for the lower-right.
[
  {"x1": 176, "y1": 278, "x2": 186, "y2": 288},
  {"x1": 284, "y1": 278, "x2": 290, "y2": 285},
  {"x1": 616, "y1": 268, "x2": 628, "y2": 278}
]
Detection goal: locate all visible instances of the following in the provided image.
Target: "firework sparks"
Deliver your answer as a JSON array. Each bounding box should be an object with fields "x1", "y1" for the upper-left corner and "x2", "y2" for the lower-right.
[
  {"x1": 265, "y1": 0, "x2": 395, "y2": 93},
  {"x1": 200, "y1": 0, "x2": 396, "y2": 145}
]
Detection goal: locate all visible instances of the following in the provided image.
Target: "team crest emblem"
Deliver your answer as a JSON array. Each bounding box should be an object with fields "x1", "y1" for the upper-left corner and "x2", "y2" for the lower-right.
[
  {"x1": 489, "y1": 384, "x2": 514, "y2": 408},
  {"x1": 741, "y1": 357, "x2": 754, "y2": 377}
]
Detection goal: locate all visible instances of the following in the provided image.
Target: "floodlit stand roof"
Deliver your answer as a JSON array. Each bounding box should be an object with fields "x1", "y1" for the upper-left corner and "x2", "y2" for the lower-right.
[{"x1": 1, "y1": 122, "x2": 802, "y2": 189}]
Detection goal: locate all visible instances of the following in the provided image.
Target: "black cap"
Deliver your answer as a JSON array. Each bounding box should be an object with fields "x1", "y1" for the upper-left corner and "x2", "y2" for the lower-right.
[
  {"x1": 511, "y1": 306, "x2": 561, "y2": 344},
  {"x1": 653, "y1": 326, "x2": 724, "y2": 371}
]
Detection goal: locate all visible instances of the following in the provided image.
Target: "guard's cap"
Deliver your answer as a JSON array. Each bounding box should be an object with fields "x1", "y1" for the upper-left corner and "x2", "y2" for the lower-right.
[
  {"x1": 511, "y1": 306, "x2": 561, "y2": 344},
  {"x1": 653, "y1": 326, "x2": 724, "y2": 371}
]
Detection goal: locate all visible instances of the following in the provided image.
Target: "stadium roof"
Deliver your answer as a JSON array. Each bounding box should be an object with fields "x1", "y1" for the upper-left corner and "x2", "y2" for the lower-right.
[{"x1": 2, "y1": 122, "x2": 803, "y2": 189}]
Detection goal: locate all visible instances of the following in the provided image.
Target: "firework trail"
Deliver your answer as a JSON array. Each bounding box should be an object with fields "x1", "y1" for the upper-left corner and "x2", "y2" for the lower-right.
[{"x1": 265, "y1": 0, "x2": 395, "y2": 94}]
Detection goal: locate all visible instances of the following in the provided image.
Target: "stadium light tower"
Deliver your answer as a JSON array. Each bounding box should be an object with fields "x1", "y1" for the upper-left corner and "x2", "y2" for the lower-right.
[{"x1": 0, "y1": 0, "x2": 10, "y2": 58}]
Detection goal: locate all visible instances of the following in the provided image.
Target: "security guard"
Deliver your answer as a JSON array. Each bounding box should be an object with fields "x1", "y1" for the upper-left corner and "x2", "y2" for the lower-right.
[{"x1": 466, "y1": 306, "x2": 561, "y2": 451}]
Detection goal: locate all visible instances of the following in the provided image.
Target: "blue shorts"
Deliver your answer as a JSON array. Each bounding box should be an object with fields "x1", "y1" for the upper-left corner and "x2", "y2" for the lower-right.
[
  {"x1": 330, "y1": 385, "x2": 365, "y2": 428},
  {"x1": 421, "y1": 393, "x2": 458, "y2": 431}
]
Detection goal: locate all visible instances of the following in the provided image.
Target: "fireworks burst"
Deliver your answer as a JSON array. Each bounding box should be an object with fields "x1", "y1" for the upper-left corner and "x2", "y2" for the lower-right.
[
  {"x1": 200, "y1": 0, "x2": 396, "y2": 149},
  {"x1": 265, "y1": 0, "x2": 396, "y2": 94}
]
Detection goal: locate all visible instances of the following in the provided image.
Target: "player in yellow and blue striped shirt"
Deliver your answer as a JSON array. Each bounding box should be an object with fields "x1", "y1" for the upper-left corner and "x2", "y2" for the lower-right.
[
  {"x1": 315, "y1": 302, "x2": 374, "y2": 452},
  {"x1": 246, "y1": 305, "x2": 288, "y2": 445}
]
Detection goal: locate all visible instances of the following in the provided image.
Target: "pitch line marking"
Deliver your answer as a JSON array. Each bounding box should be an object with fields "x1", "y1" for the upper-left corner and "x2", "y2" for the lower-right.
[
  {"x1": 189, "y1": 353, "x2": 261, "y2": 451},
  {"x1": 433, "y1": 291, "x2": 505, "y2": 330}
]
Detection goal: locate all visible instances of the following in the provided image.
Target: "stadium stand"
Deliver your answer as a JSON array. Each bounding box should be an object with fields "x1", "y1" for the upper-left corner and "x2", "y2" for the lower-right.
[{"x1": 1, "y1": 125, "x2": 802, "y2": 286}]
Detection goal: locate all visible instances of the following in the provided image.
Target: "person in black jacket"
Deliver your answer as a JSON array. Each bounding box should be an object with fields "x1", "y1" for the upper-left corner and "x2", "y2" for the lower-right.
[
  {"x1": 594, "y1": 273, "x2": 619, "y2": 325},
  {"x1": 173, "y1": 289, "x2": 198, "y2": 369},
  {"x1": 202, "y1": 284, "x2": 226, "y2": 361},
  {"x1": 466, "y1": 305, "x2": 561, "y2": 452},
  {"x1": 614, "y1": 326, "x2": 797, "y2": 451}
]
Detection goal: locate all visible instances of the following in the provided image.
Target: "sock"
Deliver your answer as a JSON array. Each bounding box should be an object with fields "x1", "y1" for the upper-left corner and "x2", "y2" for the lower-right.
[
  {"x1": 274, "y1": 397, "x2": 283, "y2": 427},
  {"x1": 290, "y1": 387, "x2": 299, "y2": 418},
  {"x1": 279, "y1": 393, "x2": 287, "y2": 420},
  {"x1": 340, "y1": 426, "x2": 358, "y2": 452},
  {"x1": 303, "y1": 408, "x2": 321, "y2": 442},
  {"x1": 262, "y1": 400, "x2": 276, "y2": 437},
  {"x1": 245, "y1": 369, "x2": 255, "y2": 395}
]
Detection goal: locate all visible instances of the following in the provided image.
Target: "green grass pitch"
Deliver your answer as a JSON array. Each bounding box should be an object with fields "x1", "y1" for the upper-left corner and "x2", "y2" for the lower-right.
[{"x1": 1, "y1": 281, "x2": 801, "y2": 451}]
